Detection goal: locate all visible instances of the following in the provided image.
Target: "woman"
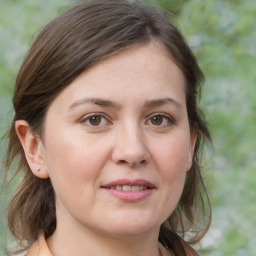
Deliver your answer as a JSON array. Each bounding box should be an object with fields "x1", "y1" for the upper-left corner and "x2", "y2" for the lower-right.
[{"x1": 5, "y1": 0, "x2": 211, "y2": 255}]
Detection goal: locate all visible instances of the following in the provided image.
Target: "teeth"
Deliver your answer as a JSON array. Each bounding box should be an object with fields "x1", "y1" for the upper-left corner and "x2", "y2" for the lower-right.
[
  {"x1": 110, "y1": 185, "x2": 147, "y2": 191},
  {"x1": 123, "y1": 185, "x2": 131, "y2": 191},
  {"x1": 132, "y1": 186, "x2": 139, "y2": 191}
]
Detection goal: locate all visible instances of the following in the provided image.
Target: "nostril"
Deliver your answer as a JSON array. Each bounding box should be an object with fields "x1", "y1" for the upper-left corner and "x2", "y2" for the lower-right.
[{"x1": 121, "y1": 159, "x2": 147, "y2": 167}]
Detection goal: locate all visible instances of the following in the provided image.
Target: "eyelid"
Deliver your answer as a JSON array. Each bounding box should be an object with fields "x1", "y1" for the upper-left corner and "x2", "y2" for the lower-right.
[
  {"x1": 80, "y1": 112, "x2": 112, "y2": 126},
  {"x1": 146, "y1": 112, "x2": 175, "y2": 126}
]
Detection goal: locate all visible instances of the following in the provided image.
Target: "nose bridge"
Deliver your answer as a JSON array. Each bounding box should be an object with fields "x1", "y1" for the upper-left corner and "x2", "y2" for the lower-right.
[{"x1": 112, "y1": 121, "x2": 150, "y2": 166}]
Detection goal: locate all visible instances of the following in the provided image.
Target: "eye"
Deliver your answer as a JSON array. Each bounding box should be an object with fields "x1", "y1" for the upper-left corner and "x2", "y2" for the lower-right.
[
  {"x1": 146, "y1": 113, "x2": 174, "y2": 128},
  {"x1": 81, "y1": 113, "x2": 111, "y2": 127},
  {"x1": 151, "y1": 116, "x2": 163, "y2": 125}
]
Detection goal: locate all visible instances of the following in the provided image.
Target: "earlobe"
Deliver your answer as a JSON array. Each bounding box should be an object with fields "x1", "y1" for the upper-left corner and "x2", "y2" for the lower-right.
[{"x1": 15, "y1": 120, "x2": 49, "y2": 179}]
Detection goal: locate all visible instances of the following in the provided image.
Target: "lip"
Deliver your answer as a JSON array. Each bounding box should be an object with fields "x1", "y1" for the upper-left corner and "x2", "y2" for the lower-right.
[
  {"x1": 102, "y1": 179, "x2": 155, "y2": 188},
  {"x1": 101, "y1": 179, "x2": 156, "y2": 202}
]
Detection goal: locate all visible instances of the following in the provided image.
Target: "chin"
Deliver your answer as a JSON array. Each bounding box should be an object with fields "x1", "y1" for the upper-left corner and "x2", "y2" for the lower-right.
[
  {"x1": 101, "y1": 213, "x2": 160, "y2": 237},
  {"x1": 105, "y1": 225, "x2": 155, "y2": 238}
]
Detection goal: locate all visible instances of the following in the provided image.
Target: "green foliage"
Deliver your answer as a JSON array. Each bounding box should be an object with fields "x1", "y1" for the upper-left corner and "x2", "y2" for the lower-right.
[
  {"x1": 0, "y1": 0, "x2": 77, "y2": 254},
  {"x1": 148, "y1": 0, "x2": 190, "y2": 15},
  {"x1": 0, "y1": 0, "x2": 75, "y2": 94},
  {"x1": 1, "y1": 0, "x2": 255, "y2": 255},
  {"x1": 170, "y1": 0, "x2": 256, "y2": 254}
]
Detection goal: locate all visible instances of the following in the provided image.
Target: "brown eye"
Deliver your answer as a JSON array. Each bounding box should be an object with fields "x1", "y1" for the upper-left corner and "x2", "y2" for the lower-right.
[
  {"x1": 146, "y1": 113, "x2": 174, "y2": 128},
  {"x1": 81, "y1": 113, "x2": 111, "y2": 128},
  {"x1": 89, "y1": 116, "x2": 102, "y2": 126},
  {"x1": 151, "y1": 116, "x2": 163, "y2": 125}
]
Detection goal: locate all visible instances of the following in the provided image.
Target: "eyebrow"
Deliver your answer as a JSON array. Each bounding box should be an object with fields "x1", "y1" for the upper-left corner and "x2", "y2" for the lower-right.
[
  {"x1": 144, "y1": 98, "x2": 183, "y2": 112},
  {"x1": 69, "y1": 98, "x2": 120, "y2": 110},
  {"x1": 69, "y1": 97, "x2": 183, "y2": 111}
]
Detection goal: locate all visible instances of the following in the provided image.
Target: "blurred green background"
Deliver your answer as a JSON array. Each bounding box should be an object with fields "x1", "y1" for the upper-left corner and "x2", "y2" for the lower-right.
[{"x1": 0, "y1": 0, "x2": 255, "y2": 255}]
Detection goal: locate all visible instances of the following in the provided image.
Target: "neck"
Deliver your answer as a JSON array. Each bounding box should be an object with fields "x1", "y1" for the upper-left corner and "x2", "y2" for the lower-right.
[{"x1": 47, "y1": 220, "x2": 161, "y2": 256}]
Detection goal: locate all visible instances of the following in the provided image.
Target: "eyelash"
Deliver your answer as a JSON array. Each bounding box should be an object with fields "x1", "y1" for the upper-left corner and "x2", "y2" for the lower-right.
[
  {"x1": 146, "y1": 113, "x2": 175, "y2": 128},
  {"x1": 80, "y1": 113, "x2": 112, "y2": 127},
  {"x1": 80, "y1": 112, "x2": 175, "y2": 128}
]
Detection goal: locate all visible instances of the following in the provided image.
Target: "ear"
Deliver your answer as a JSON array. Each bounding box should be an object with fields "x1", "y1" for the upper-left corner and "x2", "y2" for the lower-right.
[
  {"x1": 15, "y1": 120, "x2": 49, "y2": 179},
  {"x1": 186, "y1": 129, "x2": 198, "y2": 171}
]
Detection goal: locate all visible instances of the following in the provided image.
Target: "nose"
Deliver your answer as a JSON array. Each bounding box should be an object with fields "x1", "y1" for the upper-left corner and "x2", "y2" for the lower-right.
[{"x1": 111, "y1": 124, "x2": 150, "y2": 167}]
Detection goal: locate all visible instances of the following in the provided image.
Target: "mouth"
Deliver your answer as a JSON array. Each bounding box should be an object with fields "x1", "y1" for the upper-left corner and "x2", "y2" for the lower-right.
[
  {"x1": 101, "y1": 179, "x2": 155, "y2": 190},
  {"x1": 101, "y1": 179, "x2": 156, "y2": 202},
  {"x1": 107, "y1": 185, "x2": 149, "y2": 191}
]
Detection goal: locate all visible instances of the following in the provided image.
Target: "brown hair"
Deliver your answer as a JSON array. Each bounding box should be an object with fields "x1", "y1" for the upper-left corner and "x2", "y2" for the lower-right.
[{"x1": 5, "y1": 0, "x2": 211, "y2": 255}]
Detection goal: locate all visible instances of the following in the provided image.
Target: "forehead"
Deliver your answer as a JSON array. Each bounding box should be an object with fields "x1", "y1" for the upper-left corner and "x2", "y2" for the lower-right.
[
  {"x1": 90, "y1": 41, "x2": 182, "y2": 78},
  {"x1": 47, "y1": 41, "x2": 186, "y2": 111}
]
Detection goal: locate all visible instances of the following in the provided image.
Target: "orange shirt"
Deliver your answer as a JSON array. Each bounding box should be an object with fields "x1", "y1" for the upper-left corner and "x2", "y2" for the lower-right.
[
  {"x1": 25, "y1": 234, "x2": 53, "y2": 256},
  {"x1": 25, "y1": 234, "x2": 173, "y2": 256}
]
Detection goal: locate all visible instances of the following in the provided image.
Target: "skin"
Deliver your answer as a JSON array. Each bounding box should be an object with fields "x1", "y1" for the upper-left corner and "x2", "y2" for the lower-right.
[{"x1": 16, "y1": 41, "x2": 197, "y2": 256}]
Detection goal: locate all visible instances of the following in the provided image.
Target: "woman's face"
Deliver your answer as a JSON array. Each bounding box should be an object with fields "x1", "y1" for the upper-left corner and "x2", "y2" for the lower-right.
[{"x1": 40, "y1": 42, "x2": 196, "y2": 238}]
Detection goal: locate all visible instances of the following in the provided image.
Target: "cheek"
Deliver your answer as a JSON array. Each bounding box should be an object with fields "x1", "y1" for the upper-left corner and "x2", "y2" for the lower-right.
[
  {"x1": 153, "y1": 135, "x2": 190, "y2": 209},
  {"x1": 44, "y1": 133, "x2": 109, "y2": 193},
  {"x1": 155, "y1": 134, "x2": 191, "y2": 176},
  {"x1": 160, "y1": 151, "x2": 187, "y2": 199},
  {"x1": 43, "y1": 135, "x2": 111, "y2": 219}
]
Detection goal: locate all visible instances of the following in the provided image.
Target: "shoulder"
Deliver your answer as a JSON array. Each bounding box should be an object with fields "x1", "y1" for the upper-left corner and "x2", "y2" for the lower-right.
[{"x1": 25, "y1": 234, "x2": 53, "y2": 256}]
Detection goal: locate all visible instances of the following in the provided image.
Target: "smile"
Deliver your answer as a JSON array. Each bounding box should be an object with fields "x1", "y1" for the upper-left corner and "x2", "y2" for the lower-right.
[
  {"x1": 108, "y1": 185, "x2": 148, "y2": 191},
  {"x1": 101, "y1": 179, "x2": 156, "y2": 201}
]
